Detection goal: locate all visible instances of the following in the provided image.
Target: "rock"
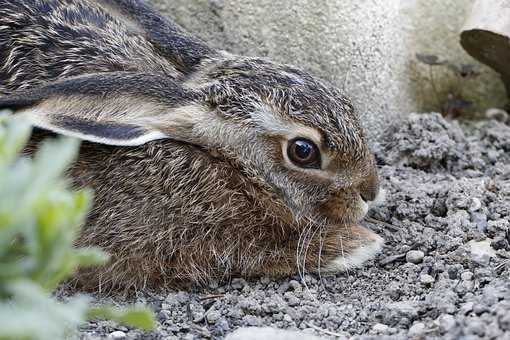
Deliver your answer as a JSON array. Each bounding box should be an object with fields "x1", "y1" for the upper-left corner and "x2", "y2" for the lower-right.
[
  {"x1": 243, "y1": 315, "x2": 262, "y2": 327},
  {"x1": 231, "y1": 278, "x2": 248, "y2": 290},
  {"x1": 206, "y1": 310, "x2": 222, "y2": 324},
  {"x1": 383, "y1": 301, "x2": 419, "y2": 325},
  {"x1": 486, "y1": 108, "x2": 509, "y2": 123},
  {"x1": 467, "y1": 240, "x2": 497, "y2": 266},
  {"x1": 225, "y1": 327, "x2": 325, "y2": 340},
  {"x1": 406, "y1": 250, "x2": 425, "y2": 264},
  {"x1": 408, "y1": 322, "x2": 426, "y2": 337},
  {"x1": 437, "y1": 314, "x2": 457, "y2": 333},
  {"x1": 420, "y1": 274, "x2": 435, "y2": 285},
  {"x1": 461, "y1": 271, "x2": 474, "y2": 281},
  {"x1": 108, "y1": 331, "x2": 127, "y2": 339},
  {"x1": 461, "y1": 302, "x2": 475, "y2": 315},
  {"x1": 372, "y1": 323, "x2": 390, "y2": 334},
  {"x1": 469, "y1": 198, "x2": 482, "y2": 212},
  {"x1": 288, "y1": 280, "x2": 302, "y2": 292}
]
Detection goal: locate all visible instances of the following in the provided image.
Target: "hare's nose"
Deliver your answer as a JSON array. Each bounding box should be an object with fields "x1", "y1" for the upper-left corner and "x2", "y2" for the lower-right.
[
  {"x1": 359, "y1": 167, "x2": 380, "y2": 203},
  {"x1": 360, "y1": 181, "x2": 378, "y2": 202}
]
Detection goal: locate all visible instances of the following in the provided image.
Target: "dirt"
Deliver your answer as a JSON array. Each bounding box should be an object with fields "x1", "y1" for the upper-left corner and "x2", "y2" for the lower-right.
[{"x1": 79, "y1": 112, "x2": 510, "y2": 340}]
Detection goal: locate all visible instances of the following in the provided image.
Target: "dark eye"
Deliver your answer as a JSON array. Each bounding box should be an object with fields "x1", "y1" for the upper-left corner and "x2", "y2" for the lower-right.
[{"x1": 287, "y1": 138, "x2": 321, "y2": 169}]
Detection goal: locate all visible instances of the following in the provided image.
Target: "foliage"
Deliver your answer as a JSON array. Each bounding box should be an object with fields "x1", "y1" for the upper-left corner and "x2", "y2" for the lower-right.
[
  {"x1": 0, "y1": 111, "x2": 154, "y2": 340},
  {"x1": 416, "y1": 53, "x2": 479, "y2": 117}
]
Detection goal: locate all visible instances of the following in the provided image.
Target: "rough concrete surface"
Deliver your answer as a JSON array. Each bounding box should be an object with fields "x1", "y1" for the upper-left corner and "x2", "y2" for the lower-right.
[
  {"x1": 147, "y1": 0, "x2": 507, "y2": 142},
  {"x1": 78, "y1": 111, "x2": 510, "y2": 339}
]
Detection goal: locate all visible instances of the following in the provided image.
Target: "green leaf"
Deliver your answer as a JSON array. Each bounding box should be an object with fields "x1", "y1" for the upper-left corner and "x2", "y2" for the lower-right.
[
  {"x1": 87, "y1": 305, "x2": 156, "y2": 331},
  {"x1": 0, "y1": 115, "x2": 155, "y2": 339}
]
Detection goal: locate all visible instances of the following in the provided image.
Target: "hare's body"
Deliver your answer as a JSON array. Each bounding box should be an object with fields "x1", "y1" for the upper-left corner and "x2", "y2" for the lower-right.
[{"x1": 1, "y1": 0, "x2": 383, "y2": 290}]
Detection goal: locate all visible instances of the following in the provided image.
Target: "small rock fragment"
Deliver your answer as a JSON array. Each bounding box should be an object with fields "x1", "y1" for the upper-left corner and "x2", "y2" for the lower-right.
[
  {"x1": 108, "y1": 331, "x2": 127, "y2": 339},
  {"x1": 486, "y1": 108, "x2": 509, "y2": 122},
  {"x1": 226, "y1": 327, "x2": 324, "y2": 340},
  {"x1": 420, "y1": 274, "x2": 435, "y2": 285},
  {"x1": 461, "y1": 271, "x2": 474, "y2": 281},
  {"x1": 437, "y1": 314, "x2": 456, "y2": 333},
  {"x1": 406, "y1": 250, "x2": 425, "y2": 264},
  {"x1": 467, "y1": 240, "x2": 497, "y2": 266},
  {"x1": 408, "y1": 322, "x2": 426, "y2": 337},
  {"x1": 469, "y1": 197, "x2": 482, "y2": 212},
  {"x1": 372, "y1": 323, "x2": 390, "y2": 334},
  {"x1": 206, "y1": 310, "x2": 222, "y2": 324}
]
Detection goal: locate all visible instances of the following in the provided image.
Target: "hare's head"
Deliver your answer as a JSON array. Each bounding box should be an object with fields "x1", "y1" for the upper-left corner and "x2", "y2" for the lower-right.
[{"x1": 191, "y1": 56, "x2": 380, "y2": 225}]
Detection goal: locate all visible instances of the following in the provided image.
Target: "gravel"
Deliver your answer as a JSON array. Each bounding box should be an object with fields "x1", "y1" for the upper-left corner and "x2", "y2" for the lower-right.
[{"x1": 78, "y1": 112, "x2": 510, "y2": 340}]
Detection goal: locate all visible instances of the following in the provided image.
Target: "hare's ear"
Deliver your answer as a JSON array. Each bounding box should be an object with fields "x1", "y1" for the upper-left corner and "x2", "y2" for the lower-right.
[
  {"x1": 99, "y1": 0, "x2": 216, "y2": 72},
  {"x1": 0, "y1": 72, "x2": 207, "y2": 146}
]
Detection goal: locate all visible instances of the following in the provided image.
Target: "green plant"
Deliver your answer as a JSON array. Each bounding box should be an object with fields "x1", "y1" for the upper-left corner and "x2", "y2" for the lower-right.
[
  {"x1": 0, "y1": 111, "x2": 155, "y2": 340},
  {"x1": 416, "y1": 53, "x2": 479, "y2": 117}
]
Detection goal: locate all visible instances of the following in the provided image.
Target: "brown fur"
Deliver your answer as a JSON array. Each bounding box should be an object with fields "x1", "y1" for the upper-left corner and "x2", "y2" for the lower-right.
[{"x1": 1, "y1": 0, "x2": 382, "y2": 291}]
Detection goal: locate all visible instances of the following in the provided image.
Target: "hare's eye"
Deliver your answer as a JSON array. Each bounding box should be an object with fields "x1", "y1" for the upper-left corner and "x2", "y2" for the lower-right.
[{"x1": 287, "y1": 138, "x2": 321, "y2": 169}]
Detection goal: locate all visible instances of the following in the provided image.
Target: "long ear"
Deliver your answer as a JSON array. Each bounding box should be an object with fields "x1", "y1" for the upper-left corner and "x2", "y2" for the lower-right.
[
  {"x1": 99, "y1": 0, "x2": 216, "y2": 72},
  {"x1": 0, "y1": 72, "x2": 208, "y2": 146}
]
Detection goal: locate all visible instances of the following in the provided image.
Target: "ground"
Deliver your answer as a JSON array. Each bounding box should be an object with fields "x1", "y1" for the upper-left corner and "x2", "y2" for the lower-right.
[{"x1": 79, "y1": 112, "x2": 510, "y2": 340}]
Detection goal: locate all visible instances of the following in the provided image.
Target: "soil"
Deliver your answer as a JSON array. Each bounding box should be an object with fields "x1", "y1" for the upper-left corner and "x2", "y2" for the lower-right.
[{"x1": 79, "y1": 112, "x2": 510, "y2": 340}]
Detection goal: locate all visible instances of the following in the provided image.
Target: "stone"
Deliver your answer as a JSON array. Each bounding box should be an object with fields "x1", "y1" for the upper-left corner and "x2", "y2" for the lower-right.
[
  {"x1": 406, "y1": 250, "x2": 425, "y2": 264},
  {"x1": 461, "y1": 271, "x2": 474, "y2": 281},
  {"x1": 225, "y1": 327, "x2": 325, "y2": 340},
  {"x1": 467, "y1": 240, "x2": 497, "y2": 266},
  {"x1": 408, "y1": 322, "x2": 426, "y2": 337},
  {"x1": 108, "y1": 331, "x2": 127, "y2": 339},
  {"x1": 372, "y1": 323, "x2": 390, "y2": 334},
  {"x1": 206, "y1": 310, "x2": 222, "y2": 324},
  {"x1": 486, "y1": 108, "x2": 509, "y2": 123},
  {"x1": 437, "y1": 314, "x2": 457, "y2": 333},
  {"x1": 420, "y1": 274, "x2": 435, "y2": 285}
]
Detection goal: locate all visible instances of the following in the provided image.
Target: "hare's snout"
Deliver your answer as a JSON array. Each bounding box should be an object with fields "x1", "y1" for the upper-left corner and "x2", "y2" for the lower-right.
[{"x1": 316, "y1": 166, "x2": 385, "y2": 273}]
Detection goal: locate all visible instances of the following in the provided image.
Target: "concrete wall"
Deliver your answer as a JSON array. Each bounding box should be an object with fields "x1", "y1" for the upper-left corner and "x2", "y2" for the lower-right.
[{"x1": 148, "y1": 0, "x2": 507, "y2": 142}]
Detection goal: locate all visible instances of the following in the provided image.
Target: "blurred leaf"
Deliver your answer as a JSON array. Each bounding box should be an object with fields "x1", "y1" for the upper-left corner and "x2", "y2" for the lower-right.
[
  {"x1": 87, "y1": 305, "x2": 156, "y2": 331},
  {"x1": 0, "y1": 116, "x2": 155, "y2": 339}
]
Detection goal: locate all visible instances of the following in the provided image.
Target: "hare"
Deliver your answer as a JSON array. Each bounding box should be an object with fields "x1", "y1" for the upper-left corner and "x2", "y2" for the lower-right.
[{"x1": 0, "y1": 0, "x2": 383, "y2": 291}]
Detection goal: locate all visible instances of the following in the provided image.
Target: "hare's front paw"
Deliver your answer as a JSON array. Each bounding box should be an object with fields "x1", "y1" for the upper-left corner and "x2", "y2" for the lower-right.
[{"x1": 322, "y1": 225, "x2": 384, "y2": 272}]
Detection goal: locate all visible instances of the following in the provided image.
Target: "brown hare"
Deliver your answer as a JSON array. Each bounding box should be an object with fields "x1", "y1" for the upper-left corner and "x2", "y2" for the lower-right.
[{"x1": 0, "y1": 0, "x2": 383, "y2": 291}]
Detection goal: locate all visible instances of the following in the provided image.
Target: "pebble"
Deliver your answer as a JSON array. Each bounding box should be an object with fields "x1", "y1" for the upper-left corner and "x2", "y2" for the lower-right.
[
  {"x1": 206, "y1": 310, "x2": 222, "y2": 324},
  {"x1": 243, "y1": 315, "x2": 262, "y2": 326},
  {"x1": 486, "y1": 108, "x2": 509, "y2": 122},
  {"x1": 108, "y1": 331, "x2": 127, "y2": 339},
  {"x1": 437, "y1": 314, "x2": 456, "y2": 333},
  {"x1": 406, "y1": 250, "x2": 425, "y2": 264},
  {"x1": 468, "y1": 240, "x2": 496, "y2": 266},
  {"x1": 408, "y1": 322, "x2": 426, "y2": 337},
  {"x1": 372, "y1": 323, "x2": 390, "y2": 334},
  {"x1": 461, "y1": 271, "x2": 474, "y2": 281},
  {"x1": 461, "y1": 302, "x2": 475, "y2": 315},
  {"x1": 420, "y1": 274, "x2": 435, "y2": 285}
]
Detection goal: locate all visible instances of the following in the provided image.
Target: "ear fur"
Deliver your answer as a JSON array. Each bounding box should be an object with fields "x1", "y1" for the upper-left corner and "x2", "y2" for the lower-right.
[
  {"x1": 98, "y1": 0, "x2": 216, "y2": 72},
  {"x1": 0, "y1": 72, "x2": 207, "y2": 146}
]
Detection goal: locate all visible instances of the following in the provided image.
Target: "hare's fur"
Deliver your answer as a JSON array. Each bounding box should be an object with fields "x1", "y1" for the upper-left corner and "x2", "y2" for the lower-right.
[{"x1": 0, "y1": 0, "x2": 382, "y2": 291}]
